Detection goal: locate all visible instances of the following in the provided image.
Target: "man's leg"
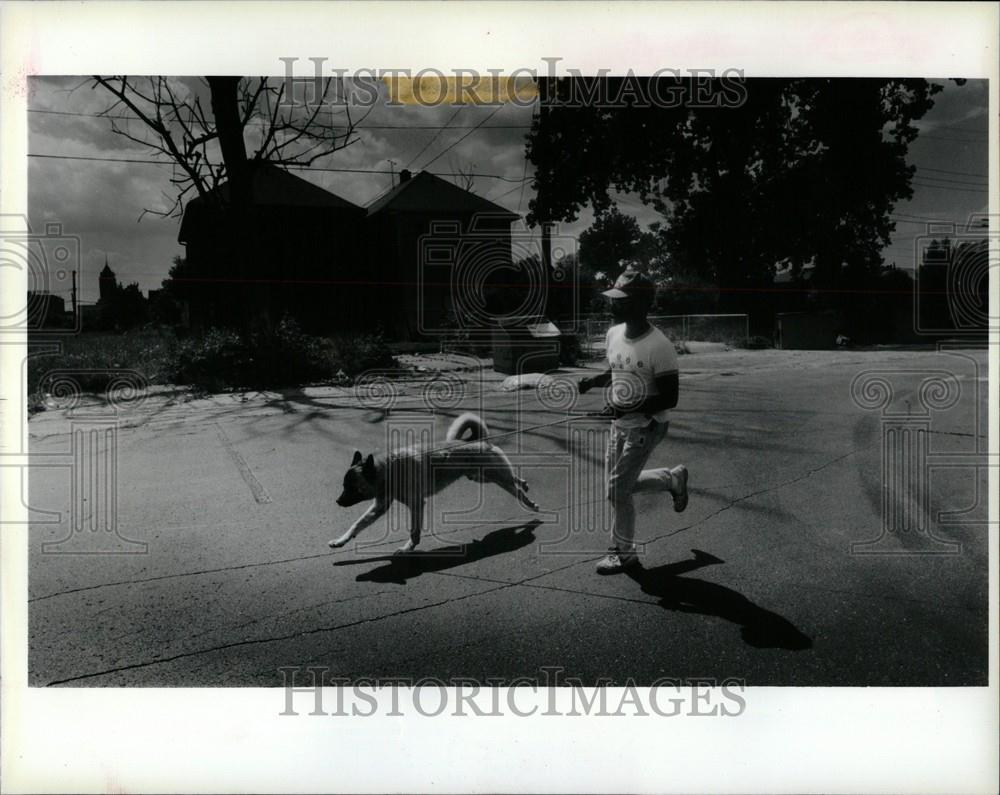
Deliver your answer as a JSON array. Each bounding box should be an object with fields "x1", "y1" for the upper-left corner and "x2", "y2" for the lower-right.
[
  {"x1": 604, "y1": 422, "x2": 664, "y2": 564},
  {"x1": 631, "y1": 423, "x2": 688, "y2": 512}
]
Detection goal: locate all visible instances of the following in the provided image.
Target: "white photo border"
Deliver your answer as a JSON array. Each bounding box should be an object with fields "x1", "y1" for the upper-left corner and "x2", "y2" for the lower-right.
[{"x1": 1, "y1": 2, "x2": 997, "y2": 793}]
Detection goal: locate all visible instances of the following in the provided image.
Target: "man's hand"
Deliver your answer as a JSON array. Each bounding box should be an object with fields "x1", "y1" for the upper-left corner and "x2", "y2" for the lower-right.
[
  {"x1": 596, "y1": 403, "x2": 625, "y2": 419},
  {"x1": 579, "y1": 369, "x2": 612, "y2": 395}
]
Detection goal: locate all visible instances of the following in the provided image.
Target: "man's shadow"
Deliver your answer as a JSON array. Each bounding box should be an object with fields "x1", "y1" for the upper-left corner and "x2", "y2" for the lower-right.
[
  {"x1": 333, "y1": 520, "x2": 541, "y2": 585},
  {"x1": 628, "y1": 550, "x2": 812, "y2": 650}
]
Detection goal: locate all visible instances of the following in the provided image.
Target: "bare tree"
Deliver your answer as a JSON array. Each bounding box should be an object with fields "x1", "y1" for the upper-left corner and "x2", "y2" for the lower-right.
[
  {"x1": 450, "y1": 157, "x2": 477, "y2": 193},
  {"x1": 91, "y1": 75, "x2": 372, "y2": 219}
]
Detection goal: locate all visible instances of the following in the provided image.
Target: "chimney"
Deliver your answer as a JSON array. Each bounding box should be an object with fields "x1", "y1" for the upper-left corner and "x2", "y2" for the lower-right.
[{"x1": 399, "y1": 169, "x2": 412, "y2": 184}]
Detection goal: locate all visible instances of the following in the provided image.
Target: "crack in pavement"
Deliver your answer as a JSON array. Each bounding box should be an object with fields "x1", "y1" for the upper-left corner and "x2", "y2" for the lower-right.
[
  {"x1": 28, "y1": 502, "x2": 579, "y2": 603},
  {"x1": 251, "y1": 557, "x2": 600, "y2": 677},
  {"x1": 29, "y1": 550, "x2": 342, "y2": 603},
  {"x1": 109, "y1": 590, "x2": 396, "y2": 645},
  {"x1": 30, "y1": 446, "x2": 869, "y2": 604},
  {"x1": 645, "y1": 443, "x2": 876, "y2": 546},
  {"x1": 44, "y1": 553, "x2": 596, "y2": 686},
  {"x1": 926, "y1": 430, "x2": 987, "y2": 440},
  {"x1": 43, "y1": 582, "x2": 516, "y2": 686},
  {"x1": 37, "y1": 443, "x2": 877, "y2": 684},
  {"x1": 216, "y1": 422, "x2": 272, "y2": 504}
]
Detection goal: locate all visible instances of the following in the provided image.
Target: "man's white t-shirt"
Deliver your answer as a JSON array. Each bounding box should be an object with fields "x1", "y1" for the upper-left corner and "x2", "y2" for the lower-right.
[{"x1": 605, "y1": 323, "x2": 678, "y2": 429}]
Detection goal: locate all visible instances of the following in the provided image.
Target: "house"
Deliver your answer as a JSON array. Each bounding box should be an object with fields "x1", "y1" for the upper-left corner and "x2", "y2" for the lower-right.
[
  {"x1": 364, "y1": 169, "x2": 520, "y2": 339},
  {"x1": 178, "y1": 163, "x2": 366, "y2": 332},
  {"x1": 177, "y1": 165, "x2": 521, "y2": 338}
]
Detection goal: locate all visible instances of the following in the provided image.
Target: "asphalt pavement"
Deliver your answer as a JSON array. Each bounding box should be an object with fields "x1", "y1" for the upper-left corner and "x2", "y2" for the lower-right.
[{"x1": 27, "y1": 346, "x2": 990, "y2": 686}]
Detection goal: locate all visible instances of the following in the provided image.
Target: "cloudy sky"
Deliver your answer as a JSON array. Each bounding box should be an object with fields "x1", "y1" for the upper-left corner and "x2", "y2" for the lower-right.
[{"x1": 27, "y1": 76, "x2": 988, "y2": 306}]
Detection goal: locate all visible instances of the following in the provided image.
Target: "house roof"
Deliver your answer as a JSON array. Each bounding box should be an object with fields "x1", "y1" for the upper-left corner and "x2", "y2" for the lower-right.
[
  {"x1": 179, "y1": 164, "x2": 361, "y2": 243},
  {"x1": 185, "y1": 163, "x2": 360, "y2": 211},
  {"x1": 366, "y1": 170, "x2": 520, "y2": 220}
]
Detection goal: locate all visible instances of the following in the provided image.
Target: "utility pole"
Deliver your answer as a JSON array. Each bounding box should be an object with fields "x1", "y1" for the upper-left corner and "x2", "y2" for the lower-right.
[
  {"x1": 387, "y1": 159, "x2": 397, "y2": 188},
  {"x1": 71, "y1": 269, "x2": 77, "y2": 328}
]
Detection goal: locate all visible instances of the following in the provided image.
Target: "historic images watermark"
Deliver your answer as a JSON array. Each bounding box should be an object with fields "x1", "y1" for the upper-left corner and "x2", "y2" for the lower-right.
[
  {"x1": 1, "y1": 214, "x2": 82, "y2": 336},
  {"x1": 9, "y1": 364, "x2": 150, "y2": 555},
  {"x1": 848, "y1": 353, "x2": 992, "y2": 556},
  {"x1": 416, "y1": 217, "x2": 579, "y2": 337},
  {"x1": 911, "y1": 216, "x2": 997, "y2": 338},
  {"x1": 3, "y1": 212, "x2": 149, "y2": 553},
  {"x1": 330, "y1": 210, "x2": 656, "y2": 557},
  {"x1": 279, "y1": 666, "x2": 747, "y2": 718},
  {"x1": 346, "y1": 365, "x2": 624, "y2": 557},
  {"x1": 845, "y1": 215, "x2": 996, "y2": 555},
  {"x1": 277, "y1": 58, "x2": 748, "y2": 108}
]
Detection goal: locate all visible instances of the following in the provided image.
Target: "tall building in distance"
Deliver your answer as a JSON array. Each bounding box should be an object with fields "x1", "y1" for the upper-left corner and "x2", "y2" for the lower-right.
[{"x1": 99, "y1": 257, "x2": 116, "y2": 303}]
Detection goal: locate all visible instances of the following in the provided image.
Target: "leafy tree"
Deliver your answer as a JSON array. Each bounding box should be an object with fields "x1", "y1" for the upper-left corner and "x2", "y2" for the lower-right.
[
  {"x1": 527, "y1": 76, "x2": 943, "y2": 323},
  {"x1": 578, "y1": 208, "x2": 652, "y2": 277},
  {"x1": 576, "y1": 208, "x2": 660, "y2": 313},
  {"x1": 96, "y1": 276, "x2": 148, "y2": 331}
]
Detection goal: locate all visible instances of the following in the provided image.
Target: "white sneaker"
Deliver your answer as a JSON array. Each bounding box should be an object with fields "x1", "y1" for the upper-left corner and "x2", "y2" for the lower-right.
[
  {"x1": 596, "y1": 548, "x2": 639, "y2": 575},
  {"x1": 671, "y1": 465, "x2": 688, "y2": 512}
]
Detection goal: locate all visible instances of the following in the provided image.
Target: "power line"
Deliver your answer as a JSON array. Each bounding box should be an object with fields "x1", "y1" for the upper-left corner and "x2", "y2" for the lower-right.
[
  {"x1": 911, "y1": 179, "x2": 988, "y2": 193},
  {"x1": 419, "y1": 104, "x2": 506, "y2": 170},
  {"x1": 26, "y1": 152, "x2": 532, "y2": 182},
  {"x1": 28, "y1": 107, "x2": 532, "y2": 130},
  {"x1": 915, "y1": 165, "x2": 988, "y2": 179},
  {"x1": 910, "y1": 173, "x2": 989, "y2": 188},
  {"x1": 915, "y1": 133, "x2": 987, "y2": 144},
  {"x1": 517, "y1": 157, "x2": 530, "y2": 214},
  {"x1": 403, "y1": 107, "x2": 462, "y2": 170},
  {"x1": 892, "y1": 211, "x2": 969, "y2": 222}
]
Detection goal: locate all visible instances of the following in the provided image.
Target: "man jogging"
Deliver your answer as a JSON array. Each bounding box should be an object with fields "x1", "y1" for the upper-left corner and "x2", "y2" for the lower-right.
[{"x1": 578, "y1": 268, "x2": 688, "y2": 574}]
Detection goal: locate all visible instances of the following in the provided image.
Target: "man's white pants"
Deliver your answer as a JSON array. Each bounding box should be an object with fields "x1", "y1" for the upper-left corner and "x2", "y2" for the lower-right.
[{"x1": 605, "y1": 419, "x2": 676, "y2": 554}]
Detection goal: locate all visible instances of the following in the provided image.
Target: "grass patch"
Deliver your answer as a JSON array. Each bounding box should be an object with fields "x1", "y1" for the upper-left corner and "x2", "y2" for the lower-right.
[
  {"x1": 28, "y1": 328, "x2": 175, "y2": 401},
  {"x1": 27, "y1": 321, "x2": 398, "y2": 402}
]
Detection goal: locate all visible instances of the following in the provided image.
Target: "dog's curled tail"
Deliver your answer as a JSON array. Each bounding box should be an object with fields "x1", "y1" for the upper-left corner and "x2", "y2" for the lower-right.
[{"x1": 447, "y1": 412, "x2": 488, "y2": 442}]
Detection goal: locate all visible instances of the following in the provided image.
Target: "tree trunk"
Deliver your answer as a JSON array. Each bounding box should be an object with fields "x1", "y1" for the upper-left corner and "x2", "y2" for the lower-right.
[{"x1": 207, "y1": 77, "x2": 267, "y2": 331}]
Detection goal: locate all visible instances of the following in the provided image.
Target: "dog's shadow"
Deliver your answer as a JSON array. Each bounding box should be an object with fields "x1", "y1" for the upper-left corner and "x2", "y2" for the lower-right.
[
  {"x1": 628, "y1": 550, "x2": 812, "y2": 650},
  {"x1": 333, "y1": 520, "x2": 541, "y2": 585}
]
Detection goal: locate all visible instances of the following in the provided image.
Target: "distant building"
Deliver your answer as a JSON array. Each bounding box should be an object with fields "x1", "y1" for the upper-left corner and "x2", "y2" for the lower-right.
[
  {"x1": 99, "y1": 258, "x2": 117, "y2": 303},
  {"x1": 79, "y1": 304, "x2": 101, "y2": 330},
  {"x1": 26, "y1": 291, "x2": 66, "y2": 329}
]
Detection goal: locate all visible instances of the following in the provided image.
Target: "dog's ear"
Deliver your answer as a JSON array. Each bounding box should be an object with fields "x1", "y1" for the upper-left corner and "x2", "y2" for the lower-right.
[
  {"x1": 351, "y1": 450, "x2": 363, "y2": 467},
  {"x1": 363, "y1": 454, "x2": 376, "y2": 477}
]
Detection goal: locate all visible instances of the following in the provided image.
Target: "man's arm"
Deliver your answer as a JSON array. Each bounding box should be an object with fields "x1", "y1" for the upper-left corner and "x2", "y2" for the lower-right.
[
  {"x1": 578, "y1": 369, "x2": 612, "y2": 393},
  {"x1": 634, "y1": 370, "x2": 679, "y2": 414}
]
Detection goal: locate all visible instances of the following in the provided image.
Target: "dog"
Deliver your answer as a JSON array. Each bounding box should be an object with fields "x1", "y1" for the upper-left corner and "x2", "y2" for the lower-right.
[{"x1": 329, "y1": 412, "x2": 539, "y2": 554}]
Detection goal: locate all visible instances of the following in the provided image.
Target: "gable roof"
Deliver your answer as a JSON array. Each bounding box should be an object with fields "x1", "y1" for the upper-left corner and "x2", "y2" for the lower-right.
[
  {"x1": 179, "y1": 163, "x2": 361, "y2": 243},
  {"x1": 366, "y1": 170, "x2": 519, "y2": 220},
  {"x1": 185, "y1": 163, "x2": 360, "y2": 211}
]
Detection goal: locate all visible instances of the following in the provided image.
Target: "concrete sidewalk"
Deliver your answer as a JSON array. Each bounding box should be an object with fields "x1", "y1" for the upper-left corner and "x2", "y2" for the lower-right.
[{"x1": 27, "y1": 347, "x2": 990, "y2": 686}]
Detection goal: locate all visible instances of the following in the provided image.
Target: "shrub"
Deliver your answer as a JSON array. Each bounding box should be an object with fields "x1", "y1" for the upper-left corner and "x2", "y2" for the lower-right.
[
  {"x1": 326, "y1": 329, "x2": 398, "y2": 376},
  {"x1": 164, "y1": 319, "x2": 398, "y2": 391},
  {"x1": 28, "y1": 321, "x2": 400, "y2": 401},
  {"x1": 558, "y1": 332, "x2": 583, "y2": 366},
  {"x1": 165, "y1": 327, "x2": 254, "y2": 391}
]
